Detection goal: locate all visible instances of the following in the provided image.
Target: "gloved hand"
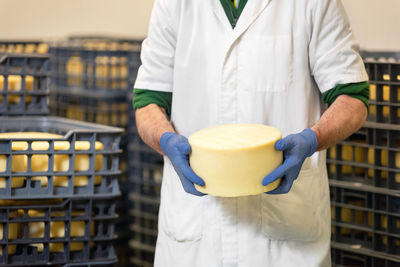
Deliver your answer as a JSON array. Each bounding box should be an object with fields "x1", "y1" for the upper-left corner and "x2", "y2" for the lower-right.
[
  {"x1": 262, "y1": 128, "x2": 318, "y2": 194},
  {"x1": 160, "y1": 132, "x2": 206, "y2": 196}
]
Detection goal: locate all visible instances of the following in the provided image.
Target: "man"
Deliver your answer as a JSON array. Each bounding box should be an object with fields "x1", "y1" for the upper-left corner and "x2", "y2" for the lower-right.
[{"x1": 133, "y1": 0, "x2": 369, "y2": 266}]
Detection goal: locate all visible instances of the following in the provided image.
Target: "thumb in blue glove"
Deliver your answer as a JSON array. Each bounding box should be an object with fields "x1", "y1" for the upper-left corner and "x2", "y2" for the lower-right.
[
  {"x1": 160, "y1": 132, "x2": 206, "y2": 196},
  {"x1": 262, "y1": 128, "x2": 318, "y2": 194}
]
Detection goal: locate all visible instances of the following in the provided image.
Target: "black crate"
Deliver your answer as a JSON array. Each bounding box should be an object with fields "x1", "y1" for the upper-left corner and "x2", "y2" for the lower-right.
[
  {"x1": 49, "y1": 40, "x2": 141, "y2": 93},
  {"x1": 0, "y1": 198, "x2": 117, "y2": 266},
  {"x1": 0, "y1": 41, "x2": 49, "y2": 54},
  {"x1": 327, "y1": 122, "x2": 400, "y2": 190},
  {"x1": 0, "y1": 116, "x2": 123, "y2": 199},
  {"x1": 330, "y1": 181, "x2": 400, "y2": 257},
  {"x1": 0, "y1": 54, "x2": 49, "y2": 116},
  {"x1": 360, "y1": 51, "x2": 400, "y2": 124},
  {"x1": 331, "y1": 241, "x2": 400, "y2": 267}
]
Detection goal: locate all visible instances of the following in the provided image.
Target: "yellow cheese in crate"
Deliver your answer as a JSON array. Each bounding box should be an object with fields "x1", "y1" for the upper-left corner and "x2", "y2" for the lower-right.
[
  {"x1": 370, "y1": 84, "x2": 376, "y2": 101},
  {"x1": 369, "y1": 84, "x2": 400, "y2": 118},
  {"x1": 66, "y1": 57, "x2": 84, "y2": 86},
  {"x1": 0, "y1": 75, "x2": 34, "y2": 104},
  {"x1": 369, "y1": 84, "x2": 392, "y2": 101},
  {"x1": 66, "y1": 105, "x2": 85, "y2": 121},
  {"x1": 368, "y1": 149, "x2": 400, "y2": 181},
  {"x1": 0, "y1": 132, "x2": 104, "y2": 188},
  {"x1": 332, "y1": 200, "x2": 366, "y2": 235},
  {"x1": 95, "y1": 56, "x2": 128, "y2": 89},
  {"x1": 28, "y1": 210, "x2": 94, "y2": 252},
  {"x1": 328, "y1": 144, "x2": 366, "y2": 175},
  {"x1": 0, "y1": 210, "x2": 23, "y2": 256}
]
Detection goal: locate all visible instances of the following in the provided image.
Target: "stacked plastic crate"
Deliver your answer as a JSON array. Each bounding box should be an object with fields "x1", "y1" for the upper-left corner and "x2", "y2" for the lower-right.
[
  {"x1": 48, "y1": 37, "x2": 161, "y2": 266},
  {"x1": 327, "y1": 52, "x2": 400, "y2": 267},
  {"x1": 0, "y1": 44, "x2": 123, "y2": 266}
]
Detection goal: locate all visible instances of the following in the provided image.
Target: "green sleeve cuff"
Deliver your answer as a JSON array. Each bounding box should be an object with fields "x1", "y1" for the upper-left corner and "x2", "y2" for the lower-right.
[
  {"x1": 133, "y1": 88, "x2": 173, "y2": 116},
  {"x1": 321, "y1": 82, "x2": 370, "y2": 108}
]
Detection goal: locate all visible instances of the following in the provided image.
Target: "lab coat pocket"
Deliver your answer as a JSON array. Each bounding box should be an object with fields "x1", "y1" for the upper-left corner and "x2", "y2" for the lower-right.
[
  {"x1": 238, "y1": 34, "x2": 293, "y2": 92},
  {"x1": 261, "y1": 168, "x2": 321, "y2": 242},
  {"x1": 158, "y1": 159, "x2": 203, "y2": 242}
]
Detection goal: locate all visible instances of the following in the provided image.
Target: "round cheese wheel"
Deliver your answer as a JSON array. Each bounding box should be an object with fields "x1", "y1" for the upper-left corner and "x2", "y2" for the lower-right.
[{"x1": 189, "y1": 124, "x2": 283, "y2": 197}]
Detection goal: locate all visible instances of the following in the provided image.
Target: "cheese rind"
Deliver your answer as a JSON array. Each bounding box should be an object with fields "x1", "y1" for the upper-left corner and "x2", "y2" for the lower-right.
[{"x1": 189, "y1": 124, "x2": 282, "y2": 197}]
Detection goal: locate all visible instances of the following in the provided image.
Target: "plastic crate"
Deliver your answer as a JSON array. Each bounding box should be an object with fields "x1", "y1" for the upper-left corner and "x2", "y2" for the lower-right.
[
  {"x1": 0, "y1": 41, "x2": 49, "y2": 54},
  {"x1": 327, "y1": 121, "x2": 400, "y2": 190},
  {"x1": 331, "y1": 241, "x2": 400, "y2": 267},
  {"x1": 0, "y1": 53, "x2": 49, "y2": 116},
  {"x1": 49, "y1": 40, "x2": 141, "y2": 93},
  {"x1": 49, "y1": 90, "x2": 129, "y2": 128},
  {"x1": 0, "y1": 116, "x2": 123, "y2": 199},
  {"x1": 0, "y1": 198, "x2": 117, "y2": 266},
  {"x1": 360, "y1": 51, "x2": 400, "y2": 124},
  {"x1": 330, "y1": 181, "x2": 400, "y2": 257}
]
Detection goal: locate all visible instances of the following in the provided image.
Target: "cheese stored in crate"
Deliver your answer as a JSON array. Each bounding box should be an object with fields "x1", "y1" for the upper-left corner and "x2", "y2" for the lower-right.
[
  {"x1": 28, "y1": 210, "x2": 95, "y2": 252},
  {"x1": 0, "y1": 132, "x2": 104, "y2": 188},
  {"x1": 0, "y1": 75, "x2": 34, "y2": 104},
  {"x1": 328, "y1": 143, "x2": 366, "y2": 175},
  {"x1": 189, "y1": 124, "x2": 282, "y2": 197},
  {"x1": 0, "y1": 210, "x2": 23, "y2": 255}
]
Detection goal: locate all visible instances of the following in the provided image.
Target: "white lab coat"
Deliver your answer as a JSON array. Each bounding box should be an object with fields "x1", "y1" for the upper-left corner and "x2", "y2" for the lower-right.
[{"x1": 134, "y1": 0, "x2": 368, "y2": 266}]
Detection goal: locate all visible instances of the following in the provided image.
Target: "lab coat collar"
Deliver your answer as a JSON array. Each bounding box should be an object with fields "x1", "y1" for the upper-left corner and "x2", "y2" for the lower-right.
[{"x1": 210, "y1": 0, "x2": 272, "y2": 40}]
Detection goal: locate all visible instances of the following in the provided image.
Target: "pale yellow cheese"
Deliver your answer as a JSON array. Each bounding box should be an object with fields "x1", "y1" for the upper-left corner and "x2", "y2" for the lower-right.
[
  {"x1": 0, "y1": 210, "x2": 23, "y2": 255},
  {"x1": 0, "y1": 132, "x2": 104, "y2": 188},
  {"x1": 28, "y1": 209, "x2": 94, "y2": 252},
  {"x1": 369, "y1": 84, "x2": 376, "y2": 101},
  {"x1": 368, "y1": 149, "x2": 400, "y2": 182},
  {"x1": 66, "y1": 56, "x2": 84, "y2": 86},
  {"x1": 189, "y1": 124, "x2": 282, "y2": 197},
  {"x1": 328, "y1": 143, "x2": 366, "y2": 175},
  {"x1": 0, "y1": 75, "x2": 34, "y2": 104},
  {"x1": 369, "y1": 84, "x2": 400, "y2": 118}
]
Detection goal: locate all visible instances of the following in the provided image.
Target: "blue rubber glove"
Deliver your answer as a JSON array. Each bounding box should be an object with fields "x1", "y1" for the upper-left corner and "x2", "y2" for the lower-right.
[
  {"x1": 160, "y1": 132, "x2": 206, "y2": 196},
  {"x1": 262, "y1": 128, "x2": 318, "y2": 194}
]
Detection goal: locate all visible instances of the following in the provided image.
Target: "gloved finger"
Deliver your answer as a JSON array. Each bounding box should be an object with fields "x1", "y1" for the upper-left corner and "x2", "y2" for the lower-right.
[
  {"x1": 274, "y1": 136, "x2": 294, "y2": 151},
  {"x1": 176, "y1": 142, "x2": 191, "y2": 155},
  {"x1": 179, "y1": 175, "x2": 206, "y2": 196},
  {"x1": 266, "y1": 174, "x2": 295, "y2": 194},
  {"x1": 262, "y1": 162, "x2": 289, "y2": 186},
  {"x1": 175, "y1": 157, "x2": 205, "y2": 186}
]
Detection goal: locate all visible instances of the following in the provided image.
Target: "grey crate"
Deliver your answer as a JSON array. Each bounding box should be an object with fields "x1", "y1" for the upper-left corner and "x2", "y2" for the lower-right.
[
  {"x1": 0, "y1": 116, "x2": 123, "y2": 199},
  {"x1": 49, "y1": 40, "x2": 141, "y2": 93},
  {"x1": 0, "y1": 54, "x2": 49, "y2": 116},
  {"x1": 50, "y1": 91, "x2": 129, "y2": 129},
  {"x1": 0, "y1": 198, "x2": 117, "y2": 266},
  {"x1": 360, "y1": 51, "x2": 400, "y2": 124}
]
